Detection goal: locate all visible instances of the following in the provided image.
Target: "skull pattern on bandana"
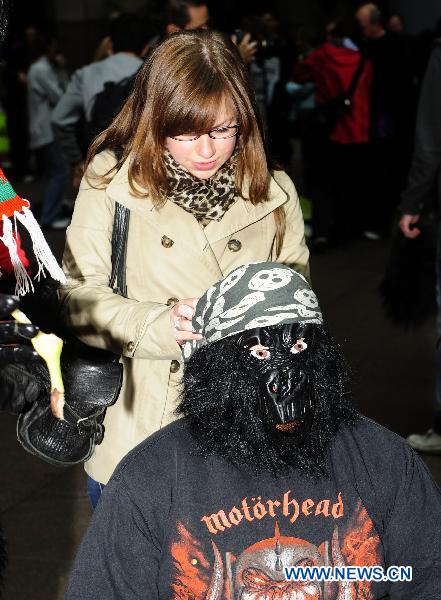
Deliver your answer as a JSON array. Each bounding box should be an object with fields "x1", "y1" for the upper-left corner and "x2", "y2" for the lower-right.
[{"x1": 182, "y1": 263, "x2": 323, "y2": 361}]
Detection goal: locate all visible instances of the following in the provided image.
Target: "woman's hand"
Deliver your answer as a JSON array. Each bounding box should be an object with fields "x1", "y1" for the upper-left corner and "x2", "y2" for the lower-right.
[{"x1": 169, "y1": 298, "x2": 203, "y2": 345}]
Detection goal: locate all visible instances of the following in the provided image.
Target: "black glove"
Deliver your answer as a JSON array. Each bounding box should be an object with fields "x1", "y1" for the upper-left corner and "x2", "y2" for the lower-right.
[
  {"x1": 0, "y1": 363, "x2": 43, "y2": 412},
  {"x1": 0, "y1": 294, "x2": 39, "y2": 363},
  {"x1": 0, "y1": 294, "x2": 46, "y2": 412}
]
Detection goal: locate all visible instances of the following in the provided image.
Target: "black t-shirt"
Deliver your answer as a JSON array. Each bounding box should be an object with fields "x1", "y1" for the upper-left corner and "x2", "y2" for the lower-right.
[{"x1": 65, "y1": 416, "x2": 441, "y2": 599}]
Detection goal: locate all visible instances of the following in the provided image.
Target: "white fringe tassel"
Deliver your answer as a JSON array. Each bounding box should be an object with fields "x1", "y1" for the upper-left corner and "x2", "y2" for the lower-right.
[
  {"x1": 15, "y1": 207, "x2": 67, "y2": 285},
  {"x1": 0, "y1": 214, "x2": 34, "y2": 295},
  {"x1": 0, "y1": 208, "x2": 67, "y2": 296}
]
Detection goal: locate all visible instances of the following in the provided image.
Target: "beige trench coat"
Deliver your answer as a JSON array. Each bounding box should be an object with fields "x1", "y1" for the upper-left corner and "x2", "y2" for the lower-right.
[{"x1": 61, "y1": 151, "x2": 309, "y2": 483}]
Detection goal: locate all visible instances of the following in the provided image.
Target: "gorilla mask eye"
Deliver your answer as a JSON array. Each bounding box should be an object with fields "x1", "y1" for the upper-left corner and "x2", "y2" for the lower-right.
[
  {"x1": 249, "y1": 344, "x2": 271, "y2": 360},
  {"x1": 290, "y1": 338, "x2": 308, "y2": 354}
]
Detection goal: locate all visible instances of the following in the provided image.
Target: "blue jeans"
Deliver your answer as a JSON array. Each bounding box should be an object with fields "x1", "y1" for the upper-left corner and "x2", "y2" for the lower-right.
[
  {"x1": 87, "y1": 476, "x2": 106, "y2": 509},
  {"x1": 35, "y1": 142, "x2": 68, "y2": 226}
]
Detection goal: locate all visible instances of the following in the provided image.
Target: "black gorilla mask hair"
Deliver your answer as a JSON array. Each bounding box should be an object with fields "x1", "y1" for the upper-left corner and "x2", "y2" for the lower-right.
[{"x1": 177, "y1": 323, "x2": 357, "y2": 477}]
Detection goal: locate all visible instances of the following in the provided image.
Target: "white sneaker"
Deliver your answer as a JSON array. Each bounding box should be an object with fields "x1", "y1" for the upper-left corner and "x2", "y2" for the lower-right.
[
  {"x1": 48, "y1": 217, "x2": 71, "y2": 230},
  {"x1": 406, "y1": 429, "x2": 441, "y2": 454},
  {"x1": 363, "y1": 230, "x2": 381, "y2": 241}
]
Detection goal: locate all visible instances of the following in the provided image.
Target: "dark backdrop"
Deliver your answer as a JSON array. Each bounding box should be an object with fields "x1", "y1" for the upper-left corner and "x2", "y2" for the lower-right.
[{"x1": 4, "y1": 0, "x2": 441, "y2": 70}]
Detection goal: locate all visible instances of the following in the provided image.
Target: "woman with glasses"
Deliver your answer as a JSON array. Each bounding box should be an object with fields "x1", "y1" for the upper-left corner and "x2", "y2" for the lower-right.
[{"x1": 61, "y1": 29, "x2": 309, "y2": 506}]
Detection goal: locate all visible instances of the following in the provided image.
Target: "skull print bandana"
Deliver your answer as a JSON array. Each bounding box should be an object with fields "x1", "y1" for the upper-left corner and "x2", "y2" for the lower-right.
[{"x1": 182, "y1": 262, "x2": 323, "y2": 361}]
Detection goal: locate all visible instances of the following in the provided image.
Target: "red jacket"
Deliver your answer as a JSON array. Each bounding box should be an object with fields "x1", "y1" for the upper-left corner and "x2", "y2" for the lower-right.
[{"x1": 293, "y1": 41, "x2": 373, "y2": 144}]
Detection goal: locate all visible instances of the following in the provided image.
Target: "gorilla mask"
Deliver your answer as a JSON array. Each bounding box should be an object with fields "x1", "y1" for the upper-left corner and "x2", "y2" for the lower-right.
[
  {"x1": 237, "y1": 323, "x2": 314, "y2": 446},
  {"x1": 178, "y1": 263, "x2": 357, "y2": 477}
]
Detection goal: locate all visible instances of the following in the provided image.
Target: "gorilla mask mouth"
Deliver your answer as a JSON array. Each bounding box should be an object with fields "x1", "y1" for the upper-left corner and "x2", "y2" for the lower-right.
[{"x1": 275, "y1": 420, "x2": 300, "y2": 432}]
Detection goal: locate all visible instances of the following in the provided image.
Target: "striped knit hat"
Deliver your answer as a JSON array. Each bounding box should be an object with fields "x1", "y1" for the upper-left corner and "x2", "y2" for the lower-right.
[{"x1": 0, "y1": 168, "x2": 66, "y2": 294}]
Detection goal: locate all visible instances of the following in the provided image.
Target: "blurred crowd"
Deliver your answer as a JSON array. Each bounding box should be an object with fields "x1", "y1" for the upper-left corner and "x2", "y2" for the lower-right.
[
  {"x1": 289, "y1": 3, "x2": 440, "y2": 250},
  {"x1": 0, "y1": 1, "x2": 440, "y2": 242},
  {"x1": 0, "y1": 1, "x2": 262, "y2": 229}
]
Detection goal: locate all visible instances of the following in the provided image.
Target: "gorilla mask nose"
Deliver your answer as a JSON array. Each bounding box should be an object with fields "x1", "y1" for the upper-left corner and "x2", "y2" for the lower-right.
[
  {"x1": 265, "y1": 367, "x2": 307, "y2": 423},
  {"x1": 261, "y1": 365, "x2": 311, "y2": 436}
]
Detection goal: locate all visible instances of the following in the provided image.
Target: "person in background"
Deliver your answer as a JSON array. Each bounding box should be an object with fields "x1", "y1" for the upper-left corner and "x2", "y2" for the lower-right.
[
  {"x1": 61, "y1": 30, "x2": 309, "y2": 509},
  {"x1": 355, "y1": 2, "x2": 417, "y2": 239},
  {"x1": 27, "y1": 35, "x2": 68, "y2": 229},
  {"x1": 285, "y1": 25, "x2": 320, "y2": 237},
  {"x1": 92, "y1": 34, "x2": 113, "y2": 63},
  {"x1": 238, "y1": 9, "x2": 281, "y2": 123},
  {"x1": 87, "y1": 0, "x2": 209, "y2": 143},
  {"x1": 399, "y1": 40, "x2": 441, "y2": 454},
  {"x1": 387, "y1": 13, "x2": 405, "y2": 35},
  {"x1": 51, "y1": 13, "x2": 148, "y2": 188},
  {"x1": 2, "y1": 22, "x2": 39, "y2": 181},
  {"x1": 239, "y1": 7, "x2": 293, "y2": 166},
  {"x1": 164, "y1": 0, "x2": 209, "y2": 32},
  {"x1": 293, "y1": 16, "x2": 373, "y2": 249},
  {"x1": 88, "y1": 0, "x2": 257, "y2": 143},
  {"x1": 164, "y1": 0, "x2": 257, "y2": 63}
]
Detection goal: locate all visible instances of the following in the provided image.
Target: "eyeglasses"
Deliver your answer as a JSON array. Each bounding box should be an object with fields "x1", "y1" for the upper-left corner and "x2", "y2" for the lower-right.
[{"x1": 169, "y1": 125, "x2": 240, "y2": 142}]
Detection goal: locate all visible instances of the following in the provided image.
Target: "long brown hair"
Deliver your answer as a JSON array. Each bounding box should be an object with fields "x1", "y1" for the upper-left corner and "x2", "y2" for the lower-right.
[{"x1": 87, "y1": 29, "x2": 286, "y2": 255}]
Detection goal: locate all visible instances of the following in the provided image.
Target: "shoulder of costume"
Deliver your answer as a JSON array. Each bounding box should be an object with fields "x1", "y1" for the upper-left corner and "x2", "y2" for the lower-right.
[
  {"x1": 342, "y1": 414, "x2": 413, "y2": 456},
  {"x1": 111, "y1": 419, "x2": 193, "y2": 481}
]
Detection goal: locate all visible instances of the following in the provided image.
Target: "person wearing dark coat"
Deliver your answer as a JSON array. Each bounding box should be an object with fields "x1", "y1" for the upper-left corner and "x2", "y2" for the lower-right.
[
  {"x1": 292, "y1": 17, "x2": 373, "y2": 246},
  {"x1": 356, "y1": 3, "x2": 417, "y2": 237},
  {"x1": 399, "y1": 40, "x2": 441, "y2": 454}
]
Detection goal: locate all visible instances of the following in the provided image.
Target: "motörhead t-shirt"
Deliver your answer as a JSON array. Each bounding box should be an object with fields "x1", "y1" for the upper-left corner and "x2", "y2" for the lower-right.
[{"x1": 65, "y1": 417, "x2": 441, "y2": 599}]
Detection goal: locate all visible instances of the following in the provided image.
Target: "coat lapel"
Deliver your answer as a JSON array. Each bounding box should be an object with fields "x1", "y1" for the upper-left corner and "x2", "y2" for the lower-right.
[
  {"x1": 106, "y1": 160, "x2": 288, "y2": 274},
  {"x1": 106, "y1": 161, "x2": 222, "y2": 279},
  {"x1": 204, "y1": 176, "x2": 288, "y2": 244},
  {"x1": 107, "y1": 162, "x2": 210, "y2": 250}
]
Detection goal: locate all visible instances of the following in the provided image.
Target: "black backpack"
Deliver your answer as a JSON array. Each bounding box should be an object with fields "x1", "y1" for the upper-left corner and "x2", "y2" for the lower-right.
[
  {"x1": 86, "y1": 73, "x2": 138, "y2": 144},
  {"x1": 307, "y1": 56, "x2": 366, "y2": 139}
]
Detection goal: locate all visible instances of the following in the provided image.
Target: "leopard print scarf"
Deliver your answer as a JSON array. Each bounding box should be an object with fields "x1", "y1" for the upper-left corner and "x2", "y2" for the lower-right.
[{"x1": 164, "y1": 151, "x2": 237, "y2": 225}]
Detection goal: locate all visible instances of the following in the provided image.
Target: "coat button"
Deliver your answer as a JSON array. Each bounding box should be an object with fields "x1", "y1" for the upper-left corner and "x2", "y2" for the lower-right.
[
  {"x1": 170, "y1": 360, "x2": 180, "y2": 373},
  {"x1": 166, "y1": 297, "x2": 179, "y2": 306},
  {"x1": 161, "y1": 235, "x2": 174, "y2": 248},
  {"x1": 127, "y1": 341, "x2": 135, "y2": 353},
  {"x1": 227, "y1": 239, "x2": 242, "y2": 252}
]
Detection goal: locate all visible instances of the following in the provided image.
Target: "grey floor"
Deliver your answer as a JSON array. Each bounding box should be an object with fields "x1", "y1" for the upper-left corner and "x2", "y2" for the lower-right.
[{"x1": 1, "y1": 206, "x2": 440, "y2": 599}]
